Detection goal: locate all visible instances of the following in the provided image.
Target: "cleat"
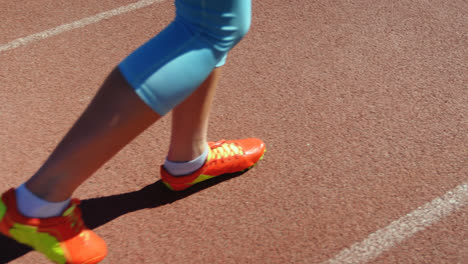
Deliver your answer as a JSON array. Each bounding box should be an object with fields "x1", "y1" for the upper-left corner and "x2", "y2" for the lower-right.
[
  {"x1": 0, "y1": 189, "x2": 107, "y2": 264},
  {"x1": 161, "y1": 138, "x2": 266, "y2": 191}
]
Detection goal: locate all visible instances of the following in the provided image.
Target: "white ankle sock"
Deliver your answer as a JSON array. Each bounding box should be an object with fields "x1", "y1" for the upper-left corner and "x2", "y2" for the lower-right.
[
  {"x1": 164, "y1": 146, "x2": 209, "y2": 176},
  {"x1": 15, "y1": 184, "x2": 70, "y2": 218}
]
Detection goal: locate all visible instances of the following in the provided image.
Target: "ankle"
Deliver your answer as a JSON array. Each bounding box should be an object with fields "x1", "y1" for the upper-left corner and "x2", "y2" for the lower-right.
[
  {"x1": 167, "y1": 142, "x2": 208, "y2": 162},
  {"x1": 15, "y1": 184, "x2": 70, "y2": 218},
  {"x1": 164, "y1": 146, "x2": 209, "y2": 176}
]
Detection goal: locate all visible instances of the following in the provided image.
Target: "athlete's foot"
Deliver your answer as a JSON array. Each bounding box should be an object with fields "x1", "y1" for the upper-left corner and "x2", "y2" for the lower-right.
[
  {"x1": 161, "y1": 138, "x2": 266, "y2": 191},
  {"x1": 0, "y1": 189, "x2": 107, "y2": 264}
]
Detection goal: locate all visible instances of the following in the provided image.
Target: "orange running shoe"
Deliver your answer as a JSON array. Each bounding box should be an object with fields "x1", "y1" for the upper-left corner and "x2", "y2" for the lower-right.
[
  {"x1": 0, "y1": 189, "x2": 107, "y2": 264},
  {"x1": 161, "y1": 138, "x2": 266, "y2": 191}
]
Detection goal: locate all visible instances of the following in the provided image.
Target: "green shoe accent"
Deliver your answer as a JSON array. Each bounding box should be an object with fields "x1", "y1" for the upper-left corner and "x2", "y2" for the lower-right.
[
  {"x1": 0, "y1": 200, "x2": 6, "y2": 221},
  {"x1": 10, "y1": 223, "x2": 67, "y2": 264},
  {"x1": 62, "y1": 204, "x2": 76, "y2": 216},
  {"x1": 190, "y1": 174, "x2": 215, "y2": 185},
  {"x1": 163, "y1": 181, "x2": 174, "y2": 190}
]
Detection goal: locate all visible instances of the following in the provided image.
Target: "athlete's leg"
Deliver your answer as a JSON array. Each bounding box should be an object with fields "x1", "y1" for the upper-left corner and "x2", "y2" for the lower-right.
[
  {"x1": 167, "y1": 67, "x2": 221, "y2": 162},
  {"x1": 161, "y1": 0, "x2": 253, "y2": 176},
  {"x1": 25, "y1": 69, "x2": 161, "y2": 202}
]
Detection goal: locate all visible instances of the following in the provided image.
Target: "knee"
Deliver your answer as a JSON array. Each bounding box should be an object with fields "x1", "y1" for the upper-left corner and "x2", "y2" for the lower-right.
[
  {"x1": 215, "y1": 8, "x2": 251, "y2": 51},
  {"x1": 176, "y1": 1, "x2": 251, "y2": 53},
  {"x1": 231, "y1": 14, "x2": 251, "y2": 46}
]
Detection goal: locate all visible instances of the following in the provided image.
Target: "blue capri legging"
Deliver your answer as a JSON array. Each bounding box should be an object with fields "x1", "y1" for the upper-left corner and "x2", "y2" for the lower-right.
[{"x1": 118, "y1": 0, "x2": 251, "y2": 116}]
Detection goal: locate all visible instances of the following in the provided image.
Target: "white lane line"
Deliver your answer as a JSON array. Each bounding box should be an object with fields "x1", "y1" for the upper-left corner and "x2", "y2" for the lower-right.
[
  {"x1": 0, "y1": 0, "x2": 164, "y2": 53},
  {"x1": 323, "y1": 181, "x2": 468, "y2": 264}
]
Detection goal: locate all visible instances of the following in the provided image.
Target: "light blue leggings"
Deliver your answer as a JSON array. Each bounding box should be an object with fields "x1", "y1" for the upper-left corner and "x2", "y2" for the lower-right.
[{"x1": 118, "y1": 0, "x2": 251, "y2": 116}]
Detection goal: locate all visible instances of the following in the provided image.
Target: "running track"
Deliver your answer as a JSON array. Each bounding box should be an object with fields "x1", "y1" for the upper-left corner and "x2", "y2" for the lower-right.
[{"x1": 0, "y1": 0, "x2": 467, "y2": 263}]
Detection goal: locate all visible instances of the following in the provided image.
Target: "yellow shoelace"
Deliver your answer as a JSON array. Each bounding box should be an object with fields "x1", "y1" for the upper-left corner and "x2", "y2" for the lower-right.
[{"x1": 208, "y1": 142, "x2": 244, "y2": 161}]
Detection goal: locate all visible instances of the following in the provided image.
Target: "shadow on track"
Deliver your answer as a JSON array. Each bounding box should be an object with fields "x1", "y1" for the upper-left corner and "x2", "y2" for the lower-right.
[{"x1": 0, "y1": 171, "x2": 246, "y2": 263}]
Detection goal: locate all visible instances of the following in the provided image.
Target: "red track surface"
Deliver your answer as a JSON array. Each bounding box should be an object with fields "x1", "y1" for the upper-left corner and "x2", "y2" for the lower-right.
[{"x1": 1, "y1": 0, "x2": 467, "y2": 263}]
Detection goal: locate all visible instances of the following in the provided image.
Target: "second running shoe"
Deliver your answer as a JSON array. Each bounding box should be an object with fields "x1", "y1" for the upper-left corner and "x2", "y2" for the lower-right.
[{"x1": 0, "y1": 189, "x2": 107, "y2": 264}]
